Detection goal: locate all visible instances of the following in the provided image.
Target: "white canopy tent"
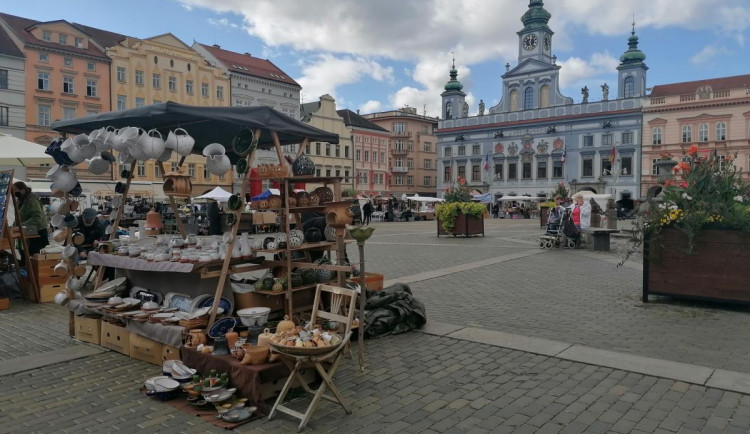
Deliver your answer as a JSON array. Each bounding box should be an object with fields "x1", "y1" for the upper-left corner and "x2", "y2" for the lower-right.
[
  {"x1": 497, "y1": 196, "x2": 546, "y2": 202},
  {"x1": 0, "y1": 134, "x2": 55, "y2": 180},
  {"x1": 194, "y1": 186, "x2": 232, "y2": 202},
  {"x1": 403, "y1": 194, "x2": 445, "y2": 203}
]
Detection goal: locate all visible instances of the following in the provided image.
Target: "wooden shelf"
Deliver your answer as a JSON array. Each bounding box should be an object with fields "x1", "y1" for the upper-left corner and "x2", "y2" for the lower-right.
[
  {"x1": 252, "y1": 241, "x2": 337, "y2": 254},
  {"x1": 253, "y1": 282, "x2": 323, "y2": 296}
]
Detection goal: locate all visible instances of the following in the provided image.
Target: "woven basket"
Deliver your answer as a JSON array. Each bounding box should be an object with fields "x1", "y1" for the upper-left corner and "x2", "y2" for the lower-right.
[{"x1": 269, "y1": 340, "x2": 339, "y2": 356}]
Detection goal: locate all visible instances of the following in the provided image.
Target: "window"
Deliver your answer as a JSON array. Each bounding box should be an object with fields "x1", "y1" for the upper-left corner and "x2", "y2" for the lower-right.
[
  {"x1": 168, "y1": 76, "x2": 176, "y2": 91},
  {"x1": 335, "y1": 145, "x2": 340, "y2": 157},
  {"x1": 152, "y1": 74, "x2": 161, "y2": 89},
  {"x1": 408, "y1": 141, "x2": 414, "y2": 151},
  {"x1": 315, "y1": 143, "x2": 321, "y2": 155},
  {"x1": 601, "y1": 158, "x2": 612, "y2": 175},
  {"x1": 217, "y1": 85, "x2": 224, "y2": 99},
  {"x1": 472, "y1": 145, "x2": 480, "y2": 155},
  {"x1": 316, "y1": 169, "x2": 321, "y2": 177},
  {"x1": 0, "y1": 106, "x2": 7, "y2": 126},
  {"x1": 424, "y1": 159, "x2": 431, "y2": 169},
  {"x1": 553, "y1": 160, "x2": 563, "y2": 178},
  {"x1": 202, "y1": 165, "x2": 209, "y2": 179},
  {"x1": 395, "y1": 158, "x2": 403, "y2": 167},
  {"x1": 624, "y1": 76, "x2": 635, "y2": 98},
  {"x1": 0, "y1": 70, "x2": 6, "y2": 89},
  {"x1": 134, "y1": 70, "x2": 144, "y2": 86},
  {"x1": 87, "y1": 61, "x2": 96, "y2": 71},
  {"x1": 522, "y1": 162, "x2": 532, "y2": 179},
  {"x1": 424, "y1": 176, "x2": 431, "y2": 186},
  {"x1": 187, "y1": 164, "x2": 196, "y2": 177},
  {"x1": 42, "y1": 30, "x2": 51, "y2": 42},
  {"x1": 698, "y1": 123, "x2": 708, "y2": 142},
  {"x1": 622, "y1": 132, "x2": 634, "y2": 145},
  {"x1": 718, "y1": 155, "x2": 726, "y2": 171},
  {"x1": 380, "y1": 151, "x2": 384, "y2": 163},
  {"x1": 325, "y1": 143, "x2": 330, "y2": 156},
  {"x1": 62, "y1": 76, "x2": 74, "y2": 94},
  {"x1": 364, "y1": 150, "x2": 370, "y2": 162},
  {"x1": 602, "y1": 134, "x2": 613, "y2": 146},
  {"x1": 395, "y1": 140, "x2": 404, "y2": 150},
  {"x1": 37, "y1": 72, "x2": 49, "y2": 90},
  {"x1": 537, "y1": 161, "x2": 547, "y2": 179},
  {"x1": 63, "y1": 57, "x2": 73, "y2": 68},
  {"x1": 335, "y1": 170, "x2": 341, "y2": 178},
  {"x1": 407, "y1": 158, "x2": 414, "y2": 168},
  {"x1": 583, "y1": 135, "x2": 593, "y2": 147},
  {"x1": 621, "y1": 156, "x2": 632, "y2": 175},
  {"x1": 457, "y1": 166, "x2": 465, "y2": 179},
  {"x1": 75, "y1": 37, "x2": 83, "y2": 48},
  {"x1": 155, "y1": 164, "x2": 161, "y2": 178},
  {"x1": 445, "y1": 101, "x2": 452, "y2": 119},
  {"x1": 116, "y1": 66, "x2": 126, "y2": 82},
  {"x1": 682, "y1": 125, "x2": 692, "y2": 143},
  {"x1": 582, "y1": 158, "x2": 593, "y2": 177},
  {"x1": 137, "y1": 162, "x2": 146, "y2": 177},
  {"x1": 508, "y1": 162, "x2": 517, "y2": 180},
  {"x1": 652, "y1": 127, "x2": 663, "y2": 145},
  {"x1": 524, "y1": 87, "x2": 534, "y2": 110},
  {"x1": 326, "y1": 169, "x2": 331, "y2": 177},
  {"x1": 444, "y1": 165, "x2": 451, "y2": 182},
  {"x1": 58, "y1": 34, "x2": 67, "y2": 45},
  {"x1": 38, "y1": 105, "x2": 50, "y2": 126},
  {"x1": 458, "y1": 145, "x2": 465, "y2": 156},
  {"x1": 716, "y1": 122, "x2": 727, "y2": 141},
  {"x1": 407, "y1": 175, "x2": 413, "y2": 185},
  {"x1": 135, "y1": 97, "x2": 145, "y2": 107},
  {"x1": 355, "y1": 149, "x2": 361, "y2": 161},
  {"x1": 393, "y1": 122, "x2": 406, "y2": 134},
  {"x1": 185, "y1": 80, "x2": 193, "y2": 94},
  {"x1": 63, "y1": 107, "x2": 75, "y2": 121},
  {"x1": 651, "y1": 159, "x2": 659, "y2": 175},
  {"x1": 444, "y1": 147, "x2": 452, "y2": 157},
  {"x1": 424, "y1": 142, "x2": 431, "y2": 152},
  {"x1": 201, "y1": 83, "x2": 209, "y2": 97},
  {"x1": 395, "y1": 175, "x2": 403, "y2": 186},
  {"x1": 472, "y1": 165, "x2": 481, "y2": 181},
  {"x1": 117, "y1": 95, "x2": 127, "y2": 111},
  {"x1": 39, "y1": 53, "x2": 48, "y2": 63}
]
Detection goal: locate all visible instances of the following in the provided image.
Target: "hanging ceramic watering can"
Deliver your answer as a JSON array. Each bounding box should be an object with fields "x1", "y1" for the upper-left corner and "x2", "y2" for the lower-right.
[
  {"x1": 113, "y1": 126, "x2": 137, "y2": 151},
  {"x1": 165, "y1": 128, "x2": 195, "y2": 157},
  {"x1": 140, "y1": 129, "x2": 166, "y2": 160}
]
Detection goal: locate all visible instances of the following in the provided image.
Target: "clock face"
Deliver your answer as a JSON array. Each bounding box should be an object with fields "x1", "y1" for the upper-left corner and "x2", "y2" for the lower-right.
[
  {"x1": 543, "y1": 35, "x2": 550, "y2": 51},
  {"x1": 523, "y1": 34, "x2": 537, "y2": 51}
]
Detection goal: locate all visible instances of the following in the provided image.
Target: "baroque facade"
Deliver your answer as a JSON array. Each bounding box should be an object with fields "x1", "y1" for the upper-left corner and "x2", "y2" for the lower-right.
[
  {"x1": 0, "y1": 24, "x2": 25, "y2": 139},
  {"x1": 642, "y1": 74, "x2": 750, "y2": 197},
  {"x1": 362, "y1": 107, "x2": 439, "y2": 197},
  {"x1": 437, "y1": 0, "x2": 647, "y2": 200},
  {"x1": 337, "y1": 109, "x2": 390, "y2": 196}
]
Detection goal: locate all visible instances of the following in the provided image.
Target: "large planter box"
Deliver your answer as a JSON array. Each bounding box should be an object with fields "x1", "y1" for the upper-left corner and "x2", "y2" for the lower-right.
[
  {"x1": 437, "y1": 213, "x2": 485, "y2": 237},
  {"x1": 644, "y1": 229, "x2": 750, "y2": 303}
]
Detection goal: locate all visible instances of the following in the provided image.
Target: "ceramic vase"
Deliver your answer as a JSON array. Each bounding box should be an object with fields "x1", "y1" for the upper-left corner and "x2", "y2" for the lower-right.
[{"x1": 239, "y1": 233, "x2": 252, "y2": 258}]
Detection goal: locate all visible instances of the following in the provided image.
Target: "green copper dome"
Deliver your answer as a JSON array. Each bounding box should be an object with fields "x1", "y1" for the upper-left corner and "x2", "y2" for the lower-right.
[
  {"x1": 521, "y1": 0, "x2": 551, "y2": 30},
  {"x1": 619, "y1": 27, "x2": 646, "y2": 64},
  {"x1": 443, "y1": 60, "x2": 463, "y2": 92}
]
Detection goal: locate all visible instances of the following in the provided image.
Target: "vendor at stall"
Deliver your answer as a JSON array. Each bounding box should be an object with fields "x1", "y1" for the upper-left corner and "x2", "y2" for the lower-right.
[
  {"x1": 74, "y1": 208, "x2": 105, "y2": 259},
  {"x1": 12, "y1": 181, "x2": 48, "y2": 256}
]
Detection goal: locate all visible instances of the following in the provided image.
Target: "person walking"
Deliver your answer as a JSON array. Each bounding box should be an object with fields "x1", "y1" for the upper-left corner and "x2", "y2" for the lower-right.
[
  {"x1": 12, "y1": 182, "x2": 48, "y2": 256},
  {"x1": 362, "y1": 200, "x2": 373, "y2": 225}
]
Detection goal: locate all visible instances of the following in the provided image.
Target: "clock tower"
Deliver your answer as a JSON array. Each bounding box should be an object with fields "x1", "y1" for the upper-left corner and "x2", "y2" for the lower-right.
[{"x1": 517, "y1": 0, "x2": 554, "y2": 65}]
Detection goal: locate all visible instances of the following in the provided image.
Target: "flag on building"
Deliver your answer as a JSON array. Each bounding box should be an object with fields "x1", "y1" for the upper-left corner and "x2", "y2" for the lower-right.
[
  {"x1": 609, "y1": 146, "x2": 616, "y2": 163},
  {"x1": 483, "y1": 153, "x2": 490, "y2": 171},
  {"x1": 561, "y1": 147, "x2": 566, "y2": 163}
]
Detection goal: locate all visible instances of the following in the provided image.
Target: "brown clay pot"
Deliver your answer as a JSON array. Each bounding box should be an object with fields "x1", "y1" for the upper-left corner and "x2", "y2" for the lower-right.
[
  {"x1": 163, "y1": 172, "x2": 192, "y2": 197},
  {"x1": 186, "y1": 329, "x2": 207, "y2": 347},
  {"x1": 325, "y1": 201, "x2": 354, "y2": 228}
]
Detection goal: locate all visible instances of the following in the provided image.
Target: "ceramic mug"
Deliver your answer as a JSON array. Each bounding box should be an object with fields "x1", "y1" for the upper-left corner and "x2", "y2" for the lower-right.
[
  {"x1": 73, "y1": 232, "x2": 85, "y2": 245},
  {"x1": 53, "y1": 260, "x2": 69, "y2": 276},
  {"x1": 52, "y1": 228, "x2": 66, "y2": 242},
  {"x1": 50, "y1": 213, "x2": 64, "y2": 228},
  {"x1": 62, "y1": 245, "x2": 77, "y2": 258}
]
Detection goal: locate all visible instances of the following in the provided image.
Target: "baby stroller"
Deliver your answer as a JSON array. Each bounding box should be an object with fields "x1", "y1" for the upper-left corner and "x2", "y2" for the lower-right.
[{"x1": 539, "y1": 207, "x2": 577, "y2": 249}]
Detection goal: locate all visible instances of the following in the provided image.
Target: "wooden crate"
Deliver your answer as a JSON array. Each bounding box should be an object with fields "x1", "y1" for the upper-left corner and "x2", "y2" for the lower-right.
[
  {"x1": 74, "y1": 316, "x2": 101, "y2": 345},
  {"x1": 100, "y1": 321, "x2": 130, "y2": 355},
  {"x1": 129, "y1": 333, "x2": 164, "y2": 365},
  {"x1": 39, "y1": 284, "x2": 64, "y2": 303},
  {"x1": 0, "y1": 297, "x2": 9, "y2": 310}
]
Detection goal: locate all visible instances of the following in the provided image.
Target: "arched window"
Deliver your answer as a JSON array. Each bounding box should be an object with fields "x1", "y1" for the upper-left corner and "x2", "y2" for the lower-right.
[
  {"x1": 682, "y1": 125, "x2": 692, "y2": 143},
  {"x1": 652, "y1": 127, "x2": 663, "y2": 145},
  {"x1": 716, "y1": 122, "x2": 727, "y2": 141},
  {"x1": 445, "y1": 101, "x2": 452, "y2": 119},
  {"x1": 623, "y1": 76, "x2": 635, "y2": 98},
  {"x1": 698, "y1": 123, "x2": 708, "y2": 142},
  {"x1": 539, "y1": 85, "x2": 550, "y2": 108},
  {"x1": 524, "y1": 87, "x2": 534, "y2": 110},
  {"x1": 509, "y1": 89, "x2": 519, "y2": 111}
]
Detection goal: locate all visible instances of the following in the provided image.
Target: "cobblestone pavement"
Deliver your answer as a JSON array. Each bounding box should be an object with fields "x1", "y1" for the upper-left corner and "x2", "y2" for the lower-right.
[
  {"x1": 5, "y1": 332, "x2": 750, "y2": 433},
  {"x1": 4, "y1": 219, "x2": 750, "y2": 432}
]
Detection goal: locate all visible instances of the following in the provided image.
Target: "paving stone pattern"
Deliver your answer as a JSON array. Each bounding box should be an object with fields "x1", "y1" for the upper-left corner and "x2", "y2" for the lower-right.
[
  {"x1": 0, "y1": 300, "x2": 77, "y2": 361},
  {"x1": 4, "y1": 333, "x2": 750, "y2": 433}
]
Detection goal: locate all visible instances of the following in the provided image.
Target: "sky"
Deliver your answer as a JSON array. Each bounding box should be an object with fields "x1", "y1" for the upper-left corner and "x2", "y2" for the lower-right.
[{"x1": 5, "y1": 0, "x2": 750, "y2": 117}]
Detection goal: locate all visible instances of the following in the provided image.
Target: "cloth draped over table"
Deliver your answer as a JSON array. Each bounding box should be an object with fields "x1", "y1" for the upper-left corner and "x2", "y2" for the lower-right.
[{"x1": 363, "y1": 283, "x2": 426, "y2": 339}]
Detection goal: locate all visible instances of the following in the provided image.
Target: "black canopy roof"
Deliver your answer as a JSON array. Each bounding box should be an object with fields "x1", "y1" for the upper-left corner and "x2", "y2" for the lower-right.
[{"x1": 51, "y1": 102, "x2": 339, "y2": 158}]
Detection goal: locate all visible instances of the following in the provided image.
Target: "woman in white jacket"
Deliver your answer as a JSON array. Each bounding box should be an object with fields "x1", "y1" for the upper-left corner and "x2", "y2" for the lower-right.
[{"x1": 572, "y1": 193, "x2": 592, "y2": 229}]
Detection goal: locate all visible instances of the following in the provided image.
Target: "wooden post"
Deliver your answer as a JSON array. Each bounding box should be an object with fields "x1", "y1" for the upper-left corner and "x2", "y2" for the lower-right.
[
  {"x1": 93, "y1": 160, "x2": 137, "y2": 290},
  {"x1": 207, "y1": 129, "x2": 260, "y2": 330},
  {"x1": 8, "y1": 170, "x2": 40, "y2": 302},
  {"x1": 157, "y1": 161, "x2": 187, "y2": 238},
  {"x1": 357, "y1": 243, "x2": 366, "y2": 371},
  {"x1": 296, "y1": 138, "x2": 309, "y2": 158}
]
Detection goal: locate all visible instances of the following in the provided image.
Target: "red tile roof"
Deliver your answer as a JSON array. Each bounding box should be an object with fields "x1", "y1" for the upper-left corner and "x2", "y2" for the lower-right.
[
  {"x1": 0, "y1": 13, "x2": 108, "y2": 60},
  {"x1": 196, "y1": 42, "x2": 299, "y2": 87},
  {"x1": 650, "y1": 74, "x2": 750, "y2": 97}
]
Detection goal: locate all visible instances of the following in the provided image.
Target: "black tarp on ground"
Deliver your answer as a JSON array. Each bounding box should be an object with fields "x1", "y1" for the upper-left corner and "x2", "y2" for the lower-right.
[
  {"x1": 363, "y1": 283, "x2": 426, "y2": 338},
  {"x1": 51, "y1": 102, "x2": 339, "y2": 162}
]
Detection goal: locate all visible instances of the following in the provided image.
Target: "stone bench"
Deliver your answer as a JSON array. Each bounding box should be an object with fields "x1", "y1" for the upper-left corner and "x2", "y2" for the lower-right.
[{"x1": 580, "y1": 227, "x2": 620, "y2": 252}]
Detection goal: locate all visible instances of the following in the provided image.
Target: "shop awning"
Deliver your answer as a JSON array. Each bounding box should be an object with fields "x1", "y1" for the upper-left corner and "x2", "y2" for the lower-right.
[
  {"x1": 250, "y1": 188, "x2": 280, "y2": 201},
  {"x1": 0, "y1": 134, "x2": 55, "y2": 166},
  {"x1": 194, "y1": 186, "x2": 232, "y2": 202},
  {"x1": 51, "y1": 102, "x2": 339, "y2": 162}
]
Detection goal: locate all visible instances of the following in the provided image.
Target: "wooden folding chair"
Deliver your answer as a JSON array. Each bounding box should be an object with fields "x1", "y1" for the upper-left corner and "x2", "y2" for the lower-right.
[{"x1": 268, "y1": 283, "x2": 357, "y2": 431}]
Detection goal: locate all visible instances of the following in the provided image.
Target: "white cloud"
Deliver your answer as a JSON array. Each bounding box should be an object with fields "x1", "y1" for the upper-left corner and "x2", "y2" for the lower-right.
[
  {"x1": 359, "y1": 100, "x2": 382, "y2": 114},
  {"x1": 690, "y1": 45, "x2": 731, "y2": 64},
  {"x1": 558, "y1": 51, "x2": 619, "y2": 89},
  {"x1": 296, "y1": 54, "x2": 393, "y2": 104},
  {"x1": 207, "y1": 17, "x2": 239, "y2": 29}
]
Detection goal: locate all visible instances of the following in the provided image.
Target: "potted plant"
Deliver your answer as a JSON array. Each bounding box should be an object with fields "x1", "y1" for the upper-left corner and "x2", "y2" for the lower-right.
[
  {"x1": 629, "y1": 145, "x2": 750, "y2": 303},
  {"x1": 436, "y1": 177, "x2": 485, "y2": 237}
]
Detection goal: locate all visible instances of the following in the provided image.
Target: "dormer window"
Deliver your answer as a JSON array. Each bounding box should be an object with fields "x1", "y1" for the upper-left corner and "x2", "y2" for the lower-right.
[
  {"x1": 42, "y1": 30, "x2": 51, "y2": 42},
  {"x1": 75, "y1": 37, "x2": 84, "y2": 48},
  {"x1": 59, "y1": 34, "x2": 68, "y2": 45}
]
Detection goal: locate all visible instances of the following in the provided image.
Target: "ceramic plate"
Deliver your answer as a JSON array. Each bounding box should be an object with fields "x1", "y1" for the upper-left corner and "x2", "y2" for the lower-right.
[
  {"x1": 189, "y1": 294, "x2": 211, "y2": 312},
  {"x1": 198, "y1": 297, "x2": 233, "y2": 316},
  {"x1": 208, "y1": 317, "x2": 236, "y2": 338},
  {"x1": 93, "y1": 277, "x2": 127, "y2": 293},
  {"x1": 164, "y1": 292, "x2": 192, "y2": 312}
]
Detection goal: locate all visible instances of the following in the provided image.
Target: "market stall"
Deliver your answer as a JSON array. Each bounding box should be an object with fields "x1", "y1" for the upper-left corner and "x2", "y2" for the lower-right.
[{"x1": 49, "y1": 102, "x2": 369, "y2": 428}]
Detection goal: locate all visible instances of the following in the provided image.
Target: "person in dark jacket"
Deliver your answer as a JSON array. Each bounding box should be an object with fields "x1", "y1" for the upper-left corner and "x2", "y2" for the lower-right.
[
  {"x1": 12, "y1": 182, "x2": 48, "y2": 256},
  {"x1": 74, "y1": 208, "x2": 105, "y2": 259},
  {"x1": 362, "y1": 201, "x2": 373, "y2": 225},
  {"x1": 207, "y1": 200, "x2": 222, "y2": 235}
]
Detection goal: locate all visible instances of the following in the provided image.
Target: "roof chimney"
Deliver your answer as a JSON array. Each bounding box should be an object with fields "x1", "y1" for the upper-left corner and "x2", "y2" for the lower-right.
[
  {"x1": 213, "y1": 44, "x2": 220, "y2": 48},
  {"x1": 357, "y1": 109, "x2": 360, "y2": 115},
  {"x1": 244, "y1": 52, "x2": 252, "y2": 56}
]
